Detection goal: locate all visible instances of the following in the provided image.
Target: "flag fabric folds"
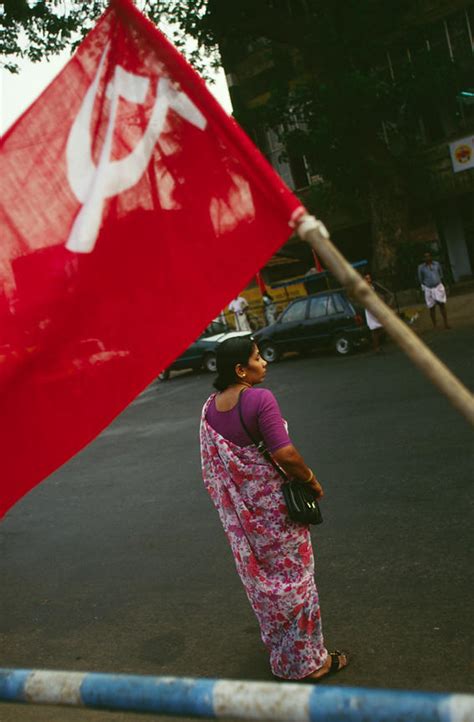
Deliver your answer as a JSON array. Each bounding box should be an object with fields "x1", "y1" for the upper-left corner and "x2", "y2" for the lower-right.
[{"x1": 0, "y1": 0, "x2": 304, "y2": 517}]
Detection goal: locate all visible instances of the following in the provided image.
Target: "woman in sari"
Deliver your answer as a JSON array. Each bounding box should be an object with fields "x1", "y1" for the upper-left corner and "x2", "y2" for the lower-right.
[{"x1": 200, "y1": 336, "x2": 348, "y2": 681}]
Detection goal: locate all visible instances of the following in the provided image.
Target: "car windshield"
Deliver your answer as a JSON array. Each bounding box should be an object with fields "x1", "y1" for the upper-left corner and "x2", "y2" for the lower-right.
[
  {"x1": 281, "y1": 301, "x2": 306, "y2": 323},
  {"x1": 197, "y1": 320, "x2": 229, "y2": 340}
]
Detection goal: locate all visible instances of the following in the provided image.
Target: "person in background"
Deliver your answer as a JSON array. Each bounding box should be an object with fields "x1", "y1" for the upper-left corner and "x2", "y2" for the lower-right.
[
  {"x1": 363, "y1": 272, "x2": 394, "y2": 353},
  {"x1": 262, "y1": 292, "x2": 277, "y2": 325},
  {"x1": 417, "y1": 252, "x2": 450, "y2": 329},
  {"x1": 229, "y1": 295, "x2": 251, "y2": 332},
  {"x1": 200, "y1": 336, "x2": 348, "y2": 681},
  {"x1": 206, "y1": 313, "x2": 229, "y2": 335}
]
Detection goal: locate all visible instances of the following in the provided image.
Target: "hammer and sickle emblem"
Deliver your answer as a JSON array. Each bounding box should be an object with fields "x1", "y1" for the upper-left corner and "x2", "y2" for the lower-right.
[{"x1": 66, "y1": 48, "x2": 207, "y2": 254}]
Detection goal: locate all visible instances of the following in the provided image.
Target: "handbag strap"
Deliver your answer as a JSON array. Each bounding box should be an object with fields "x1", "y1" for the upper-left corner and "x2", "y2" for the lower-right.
[{"x1": 237, "y1": 390, "x2": 288, "y2": 482}]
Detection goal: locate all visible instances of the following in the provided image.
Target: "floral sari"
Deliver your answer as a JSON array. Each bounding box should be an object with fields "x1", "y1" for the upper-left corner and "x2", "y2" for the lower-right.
[{"x1": 200, "y1": 394, "x2": 327, "y2": 680}]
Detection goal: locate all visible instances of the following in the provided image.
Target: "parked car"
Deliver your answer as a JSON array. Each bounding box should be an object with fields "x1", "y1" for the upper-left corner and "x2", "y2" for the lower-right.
[
  {"x1": 158, "y1": 321, "x2": 251, "y2": 380},
  {"x1": 253, "y1": 290, "x2": 369, "y2": 362}
]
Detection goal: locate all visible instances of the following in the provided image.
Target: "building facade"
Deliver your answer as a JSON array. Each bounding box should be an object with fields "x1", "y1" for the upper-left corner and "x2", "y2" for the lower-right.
[{"x1": 217, "y1": 1, "x2": 474, "y2": 291}]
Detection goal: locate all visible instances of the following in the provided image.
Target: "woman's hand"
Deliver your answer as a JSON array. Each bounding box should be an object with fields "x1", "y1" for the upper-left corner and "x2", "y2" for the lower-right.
[
  {"x1": 273, "y1": 445, "x2": 324, "y2": 498},
  {"x1": 306, "y1": 475, "x2": 323, "y2": 499}
]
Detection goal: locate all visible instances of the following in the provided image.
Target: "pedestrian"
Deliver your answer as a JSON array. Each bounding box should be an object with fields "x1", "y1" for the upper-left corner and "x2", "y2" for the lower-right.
[
  {"x1": 363, "y1": 272, "x2": 394, "y2": 353},
  {"x1": 228, "y1": 295, "x2": 251, "y2": 332},
  {"x1": 417, "y1": 252, "x2": 450, "y2": 329},
  {"x1": 199, "y1": 336, "x2": 348, "y2": 681},
  {"x1": 262, "y1": 292, "x2": 277, "y2": 325}
]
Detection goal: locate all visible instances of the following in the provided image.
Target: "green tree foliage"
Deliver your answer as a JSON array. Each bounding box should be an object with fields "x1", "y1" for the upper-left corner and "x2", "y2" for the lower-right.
[
  {"x1": 0, "y1": 0, "x2": 217, "y2": 75},
  {"x1": 202, "y1": 0, "x2": 473, "y2": 271}
]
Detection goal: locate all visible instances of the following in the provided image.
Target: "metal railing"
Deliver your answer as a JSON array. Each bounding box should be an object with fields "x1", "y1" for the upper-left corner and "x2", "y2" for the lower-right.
[{"x1": 1, "y1": 668, "x2": 473, "y2": 720}]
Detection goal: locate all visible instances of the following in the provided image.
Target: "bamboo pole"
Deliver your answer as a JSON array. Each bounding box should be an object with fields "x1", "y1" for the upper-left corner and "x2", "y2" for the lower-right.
[{"x1": 295, "y1": 215, "x2": 474, "y2": 426}]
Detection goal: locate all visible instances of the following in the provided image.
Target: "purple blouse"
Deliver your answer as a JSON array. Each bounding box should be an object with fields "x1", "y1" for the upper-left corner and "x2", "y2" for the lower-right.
[{"x1": 206, "y1": 387, "x2": 292, "y2": 452}]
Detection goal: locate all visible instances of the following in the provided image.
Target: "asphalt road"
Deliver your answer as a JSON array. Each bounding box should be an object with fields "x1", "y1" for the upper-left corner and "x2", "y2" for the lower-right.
[{"x1": 1, "y1": 326, "x2": 473, "y2": 722}]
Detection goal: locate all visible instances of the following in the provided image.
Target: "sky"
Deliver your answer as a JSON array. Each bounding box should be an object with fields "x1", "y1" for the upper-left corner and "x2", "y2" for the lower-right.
[{"x1": 1, "y1": 37, "x2": 233, "y2": 134}]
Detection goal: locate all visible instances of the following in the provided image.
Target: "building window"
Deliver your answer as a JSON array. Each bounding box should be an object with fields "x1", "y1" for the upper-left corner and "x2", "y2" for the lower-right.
[
  {"x1": 288, "y1": 152, "x2": 311, "y2": 190},
  {"x1": 446, "y1": 11, "x2": 472, "y2": 63},
  {"x1": 281, "y1": 300, "x2": 306, "y2": 323},
  {"x1": 266, "y1": 127, "x2": 296, "y2": 189},
  {"x1": 467, "y1": 6, "x2": 474, "y2": 50},
  {"x1": 387, "y1": 44, "x2": 411, "y2": 81},
  {"x1": 426, "y1": 20, "x2": 450, "y2": 63}
]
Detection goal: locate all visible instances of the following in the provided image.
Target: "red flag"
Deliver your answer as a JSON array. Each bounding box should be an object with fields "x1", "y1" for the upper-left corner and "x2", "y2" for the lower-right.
[
  {"x1": 256, "y1": 271, "x2": 268, "y2": 296},
  {"x1": 312, "y1": 249, "x2": 323, "y2": 273},
  {"x1": 0, "y1": 0, "x2": 304, "y2": 517}
]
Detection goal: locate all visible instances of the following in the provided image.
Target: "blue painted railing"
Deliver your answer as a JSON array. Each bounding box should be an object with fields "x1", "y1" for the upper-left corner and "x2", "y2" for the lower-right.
[
  {"x1": 1, "y1": 668, "x2": 473, "y2": 721},
  {"x1": 270, "y1": 260, "x2": 369, "y2": 288}
]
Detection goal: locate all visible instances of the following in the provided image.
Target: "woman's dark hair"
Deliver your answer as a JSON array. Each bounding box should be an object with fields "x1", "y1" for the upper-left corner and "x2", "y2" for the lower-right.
[{"x1": 214, "y1": 336, "x2": 256, "y2": 391}]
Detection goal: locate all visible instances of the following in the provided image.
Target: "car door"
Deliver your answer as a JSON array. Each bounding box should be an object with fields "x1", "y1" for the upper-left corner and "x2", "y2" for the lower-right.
[
  {"x1": 299, "y1": 294, "x2": 333, "y2": 348},
  {"x1": 270, "y1": 298, "x2": 308, "y2": 351},
  {"x1": 326, "y1": 293, "x2": 355, "y2": 335},
  {"x1": 172, "y1": 335, "x2": 207, "y2": 369}
]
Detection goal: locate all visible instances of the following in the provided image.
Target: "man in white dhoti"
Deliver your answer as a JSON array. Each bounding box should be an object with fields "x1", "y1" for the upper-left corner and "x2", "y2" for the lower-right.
[
  {"x1": 363, "y1": 273, "x2": 394, "y2": 353},
  {"x1": 417, "y1": 253, "x2": 450, "y2": 329},
  {"x1": 228, "y1": 295, "x2": 251, "y2": 332}
]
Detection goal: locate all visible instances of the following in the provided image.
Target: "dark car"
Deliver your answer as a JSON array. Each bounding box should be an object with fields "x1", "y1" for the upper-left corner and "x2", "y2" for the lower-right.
[
  {"x1": 158, "y1": 321, "x2": 251, "y2": 380},
  {"x1": 253, "y1": 290, "x2": 369, "y2": 362}
]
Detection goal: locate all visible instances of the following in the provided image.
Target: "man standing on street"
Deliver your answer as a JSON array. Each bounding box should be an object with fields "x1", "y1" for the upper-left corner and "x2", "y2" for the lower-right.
[
  {"x1": 228, "y1": 295, "x2": 251, "y2": 331},
  {"x1": 417, "y1": 252, "x2": 450, "y2": 329}
]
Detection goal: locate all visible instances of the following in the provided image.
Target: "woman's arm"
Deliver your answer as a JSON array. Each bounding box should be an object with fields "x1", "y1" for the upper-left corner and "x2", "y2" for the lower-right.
[
  {"x1": 252, "y1": 389, "x2": 324, "y2": 498},
  {"x1": 273, "y1": 444, "x2": 324, "y2": 498}
]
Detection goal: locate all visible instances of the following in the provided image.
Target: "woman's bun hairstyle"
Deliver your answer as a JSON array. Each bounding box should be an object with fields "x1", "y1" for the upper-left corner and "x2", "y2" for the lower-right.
[{"x1": 213, "y1": 336, "x2": 255, "y2": 391}]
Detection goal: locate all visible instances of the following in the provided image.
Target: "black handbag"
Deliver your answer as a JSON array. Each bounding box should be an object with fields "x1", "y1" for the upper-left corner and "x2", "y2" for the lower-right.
[{"x1": 237, "y1": 391, "x2": 323, "y2": 525}]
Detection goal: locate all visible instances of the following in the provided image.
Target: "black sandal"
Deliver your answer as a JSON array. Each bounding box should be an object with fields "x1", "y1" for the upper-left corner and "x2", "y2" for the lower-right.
[
  {"x1": 301, "y1": 650, "x2": 349, "y2": 684},
  {"x1": 273, "y1": 650, "x2": 349, "y2": 684},
  {"x1": 326, "y1": 650, "x2": 348, "y2": 675}
]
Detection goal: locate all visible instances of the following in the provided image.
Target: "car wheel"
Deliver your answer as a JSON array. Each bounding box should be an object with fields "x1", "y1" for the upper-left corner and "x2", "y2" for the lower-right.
[
  {"x1": 157, "y1": 368, "x2": 170, "y2": 382},
  {"x1": 334, "y1": 335, "x2": 353, "y2": 356},
  {"x1": 260, "y1": 342, "x2": 280, "y2": 363},
  {"x1": 203, "y1": 352, "x2": 217, "y2": 373}
]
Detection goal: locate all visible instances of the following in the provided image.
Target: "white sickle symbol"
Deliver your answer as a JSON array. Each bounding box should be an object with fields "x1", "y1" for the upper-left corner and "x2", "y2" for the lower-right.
[{"x1": 66, "y1": 48, "x2": 206, "y2": 254}]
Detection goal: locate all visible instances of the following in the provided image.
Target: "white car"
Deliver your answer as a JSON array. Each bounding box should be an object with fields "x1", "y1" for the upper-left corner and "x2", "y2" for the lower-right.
[{"x1": 158, "y1": 322, "x2": 251, "y2": 380}]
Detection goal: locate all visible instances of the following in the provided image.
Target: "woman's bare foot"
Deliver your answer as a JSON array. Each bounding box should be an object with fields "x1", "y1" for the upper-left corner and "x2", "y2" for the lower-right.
[{"x1": 306, "y1": 650, "x2": 348, "y2": 681}]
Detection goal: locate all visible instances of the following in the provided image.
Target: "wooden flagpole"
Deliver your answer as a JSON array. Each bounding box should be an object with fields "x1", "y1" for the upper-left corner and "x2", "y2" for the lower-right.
[{"x1": 295, "y1": 215, "x2": 474, "y2": 426}]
